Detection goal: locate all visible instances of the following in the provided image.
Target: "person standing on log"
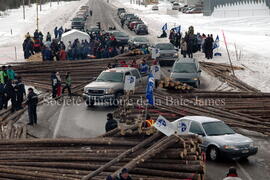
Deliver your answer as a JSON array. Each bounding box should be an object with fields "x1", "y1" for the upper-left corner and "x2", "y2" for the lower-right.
[
  {"x1": 26, "y1": 88, "x2": 38, "y2": 126},
  {"x1": 0, "y1": 66, "x2": 8, "y2": 84},
  {"x1": 51, "y1": 72, "x2": 58, "y2": 98},
  {"x1": 116, "y1": 168, "x2": 132, "y2": 180},
  {"x1": 7, "y1": 65, "x2": 16, "y2": 81},
  {"x1": 4, "y1": 80, "x2": 16, "y2": 112},
  {"x1": 105, "y1": 113, "x2": 118, "y2": 132},
  {"x1": 14, "y1": 76, "x2": 26, "y2": 110},
  {"x1": 62, "y1": 72, "x2": 71, "y2": 96}
]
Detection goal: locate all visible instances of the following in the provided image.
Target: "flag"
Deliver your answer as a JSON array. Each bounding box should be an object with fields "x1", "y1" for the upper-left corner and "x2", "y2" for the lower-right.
[
  {"x1": 146, "y1": 73, "x2": 155, "y2": 105},
  {"x1": 173, "y1": 25, "x2": 181, "y2": 33},
  {"x1": 213, "y1": 35, "x2": 219, "y2": 49},
  {"x1": 162, "y1": 23, "x2": 167, "y2": 31}
]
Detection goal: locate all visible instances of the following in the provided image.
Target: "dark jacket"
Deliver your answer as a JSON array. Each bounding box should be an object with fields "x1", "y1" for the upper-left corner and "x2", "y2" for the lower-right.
[
  {"x1": 26, "y1": 91, "x2": 38, "y2": 107},
  {"x1": 105, "y1": 119, "x2": 118, "y2": 132},
  {"x1": 115, "y1": 175, "x2": 132, "y2": 180}
]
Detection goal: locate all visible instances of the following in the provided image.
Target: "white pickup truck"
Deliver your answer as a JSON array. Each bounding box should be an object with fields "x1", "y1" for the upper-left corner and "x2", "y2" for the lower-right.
[{"x1": 83, "y1": 67, "x2": 143, "y2": 107}]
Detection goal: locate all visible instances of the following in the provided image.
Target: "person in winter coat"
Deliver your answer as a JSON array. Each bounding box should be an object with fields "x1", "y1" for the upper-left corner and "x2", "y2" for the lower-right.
[
  {"x1": 14, "y1": 76, "x2": 26, "y2": 110},
  {"x1": 59, "y1": 48, "x2": 67, "y2": 61},
  {"x1": 169, "y1": 29, "x2": 175, "y2": 45},
  {"x1": 62, "y1": 72, "x2": 71, "y2": 96},
  {"x1": 55, "y1": 72, "x2": 62, "y2": 97},
  {"x1": 0, "y1": 66, "x2": 8, "y2": 84},
  {"x1": 38, "y1": 31, "x2": 44, "y2": 42},
  {"x1": 4, "y1": 80, "x2": 16, "y2": 112},
  {"x1": 139, "y1": 60, "x2": 149, "y2": 75},
  {"x1": 204, "y1": 35, "x2": 214, "y2": 59},
  {"x1": 115, "y1": 168, "x2": 132, "y2": 180},
  {"x1": 186, "y1": 34, "x2": 195, "y2": 58},
  {"x1": 54, "y1": 27, "x2": 58, "y2": 39},
  {"x1": 0, "y1": 83, "x2": 5, "y2": 110},
  {"x1": 223, "y1": 167, "x2": 242, "y2": 180},
  {"x1": 51, "y1": 72, "x2": 58, "y2": 98},
  {"x1": 7, "y1": 65, "x2": 16, "y2": 80},
  {"x1": 180, "y1": 39, "x2": 188, "y2": 58},
  {"x1": 34, "y1": 29, "x2": 39, "y2": 39},
  {"x1": 58, "y1": 26, "x2": 64, "y2": 40},
  {"x1": 42, "y1": 47, "x2": 53, "y2": 61},
  {"x1": 105, "y1": 113, "x2": 118, "y2": 132},
  {"x1": 26, "y1": 88, "x2": 38, "y2": 125},
  {"x1": 46, "y1": 32, "x2": 52, "y2": 42}
]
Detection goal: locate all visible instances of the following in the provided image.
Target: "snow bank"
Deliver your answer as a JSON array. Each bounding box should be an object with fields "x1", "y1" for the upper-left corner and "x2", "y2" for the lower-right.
[
  {"x1": 212, "y1": 1, "x2": 270, "y2": 18},
  {"x1": 0, "y1": 0, "x2": 88, "y2": 64},
  {"x1": 112, "y1": 0, "x2": 270, "y2": 92}
]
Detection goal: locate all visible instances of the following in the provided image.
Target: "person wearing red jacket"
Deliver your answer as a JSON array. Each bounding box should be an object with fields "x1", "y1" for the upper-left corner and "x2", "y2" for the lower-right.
[{"x1": 59, "y1": 48, "x2": 67, "y2": 61}]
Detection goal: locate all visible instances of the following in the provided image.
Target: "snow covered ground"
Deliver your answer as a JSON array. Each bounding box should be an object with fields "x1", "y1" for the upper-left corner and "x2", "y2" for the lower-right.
[
  {"x1": 110, "y1": 0, "x2": 270, "y2": 92},
  {"x1": 0, "y1": 0, "x2": 88, "y2": 63}
]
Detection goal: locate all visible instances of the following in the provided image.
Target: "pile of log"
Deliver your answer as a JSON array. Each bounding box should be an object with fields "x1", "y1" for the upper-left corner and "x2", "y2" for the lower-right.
[
  {"x1": 199, "y1": 61, "x2": 259, "y2": 92},
  {"x1": 115, "y1": 89, "x2": 270, "y2": 136},
  {"x1": 0, "y1": 122, "x2": 26, "y2": 139},
  {"x1": 159, "y1": 78, "x2": 194, "y2": 92},
  {"x1": 6, "y1": 54, "x2": 151, "y2": 94},
  {"x1": 0, "y1": 133, "x2": 205, "y2": 180}
]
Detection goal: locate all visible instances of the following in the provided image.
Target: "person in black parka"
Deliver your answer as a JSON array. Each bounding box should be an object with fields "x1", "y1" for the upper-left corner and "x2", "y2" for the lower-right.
[{"x1": 105, "y1": 113, "x2": 118, "y2": 132}]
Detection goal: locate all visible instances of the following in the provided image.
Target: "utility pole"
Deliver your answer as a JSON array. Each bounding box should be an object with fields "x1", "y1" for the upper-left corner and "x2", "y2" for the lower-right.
[
  {"x1": 40, "y1": 0, "x2": 42, "y2": 11},
  {"x1": 58, "y1": 0, "x2": 59, "y2": 5},
  {"x1": 36, "y1": 0, "x2": 39, "y2": 30},
  {"x1": 23, "y1": 0, "x2": 26, "y2": 19},
  {"x1": 50, "y1": 0, "x2": 52, "y2": 7}
]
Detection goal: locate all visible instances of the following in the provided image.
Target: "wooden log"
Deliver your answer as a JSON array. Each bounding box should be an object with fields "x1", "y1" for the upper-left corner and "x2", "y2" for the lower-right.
[{"x1": 82, "y1": 132, "x2": 162, "y2": 179}]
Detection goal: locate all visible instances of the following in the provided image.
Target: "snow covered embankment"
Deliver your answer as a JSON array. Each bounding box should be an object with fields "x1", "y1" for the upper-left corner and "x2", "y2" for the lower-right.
[{"x1": 0, "y1": 0, "x2": 88, "y2": 63}]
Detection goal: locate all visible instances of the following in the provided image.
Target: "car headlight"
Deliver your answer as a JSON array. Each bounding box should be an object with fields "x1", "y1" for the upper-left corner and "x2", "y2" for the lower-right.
[
  {"x1": 84, "y1": 87, "x2": 89, "y2": 93},
  {"x1": 192, "y1": 78, "x2": 198, "y2": 81},
  {"x1": 173, "y1": 53, "x2": 178, "y2": 57},
  {"x1": 104, "y1": 88, "x2": 114, "y2": 94},
  {"x1": 224, "y1": 145, "x2": 239, "y2": 151}
]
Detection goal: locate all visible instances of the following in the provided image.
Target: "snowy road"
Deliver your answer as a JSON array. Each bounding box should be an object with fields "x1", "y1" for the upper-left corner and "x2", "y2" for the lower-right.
[{"x1": 13, "y1": 0, "x2": 270, "y2": 179}]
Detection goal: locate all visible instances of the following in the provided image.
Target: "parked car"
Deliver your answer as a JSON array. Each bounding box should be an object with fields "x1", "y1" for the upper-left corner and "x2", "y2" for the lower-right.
[
  {"x1": 83, "y1": 67, "x2": 143, "y2": 107},
  {"x1": 154, "y1": 43, "x2": 178, "y2": 66},
  {"x1": 125, "y1": 16, "x2": 140, "y2": 26},
  {"x1": 152, "y1": 5, "x2": 159, "y2": 11},
  {"x1": 117, "y1": 8, "x2": 126, "y2": 16},
  {"x1": 71, "y1": 16, "x2": 86, "y2": 30},
  {"x1": 173, "y1": 116, "x2": 258, "y2": 161},
  {"x1": 111, "y1": 31, "x2": 129, "y2": 45},
  {"x1": 170, "y1": 58, "x2": 201, "y2": 88},
  {"x1": 185, "y1": 7, "x2": 203, "y2": 14},
  {"x1": 169, "y1": 0, "x2": 176, "y2": 3},
  {"x1": 172, "y1": 2, "x2": 180, "y2": 10},
  {"x1": 179, "y1": 5, "x2": 188, "y2": 11},
  {"x1": 121, "y1": 13, "x2": 135, "y2": 21},
  {"x1": 128, "y1": 36, "x2": 150, "y2": 48},
  {"x1": 182, "y1": 7, "x2": 194, "y2": 13},
  {"x1": 134, "y1": 24, "x2": 148, "y2": 35},
  {"x1": 87, "y1": 26, "x2": 101, "y2": 34},
  {"x1": 128, "y1": 20, "x2": 144, "y2": 30}
]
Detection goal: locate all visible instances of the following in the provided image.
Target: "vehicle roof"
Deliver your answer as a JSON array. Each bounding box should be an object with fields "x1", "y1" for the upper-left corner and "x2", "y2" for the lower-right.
[
  {"x1": 155, "y1": 42, "x2": 173, "y2": 46},
  {"x1": 181, "y1": 116, "x2": 221, "y2": 124},
  {"x1": 175, "y1": 58, "x2": 198, "y2": 64},
  {"x1": 103, "y1": 67, "x2": 138, "y2": 73}
]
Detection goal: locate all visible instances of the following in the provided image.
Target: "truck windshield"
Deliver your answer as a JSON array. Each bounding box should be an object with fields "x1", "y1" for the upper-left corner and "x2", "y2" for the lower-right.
[
  {"x1": 96, "y1": 72, "x2": 123, "y2": 82},
  {"x1": 173, "y1": 63, "x2": 197, "y2": 73},
  {"x1": 156, "y1": 43, "x2": 174, "y2": 50}
]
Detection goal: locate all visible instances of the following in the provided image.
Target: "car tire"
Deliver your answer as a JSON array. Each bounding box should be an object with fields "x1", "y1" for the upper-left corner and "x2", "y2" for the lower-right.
[{"x1": 207, "y1": 146, "x2": 220, "y2": 161}]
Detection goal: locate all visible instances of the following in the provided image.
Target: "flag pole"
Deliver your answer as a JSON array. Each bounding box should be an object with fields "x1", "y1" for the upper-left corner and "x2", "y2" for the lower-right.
[{"x1": 222, "y1": 30, "x2": 235, "y2": 76}]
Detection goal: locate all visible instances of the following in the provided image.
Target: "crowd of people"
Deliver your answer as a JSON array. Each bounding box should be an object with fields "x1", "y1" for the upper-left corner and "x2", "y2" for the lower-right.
[
  {"x1": 22, "y1": 26, "x2": 135, "y2": 61},
  {"x1": 160, "y1": 26, "x2": 216, "y2": 59},
  {"x1": 0, "y1": 65, "x2": 39, "y2": 126}
]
